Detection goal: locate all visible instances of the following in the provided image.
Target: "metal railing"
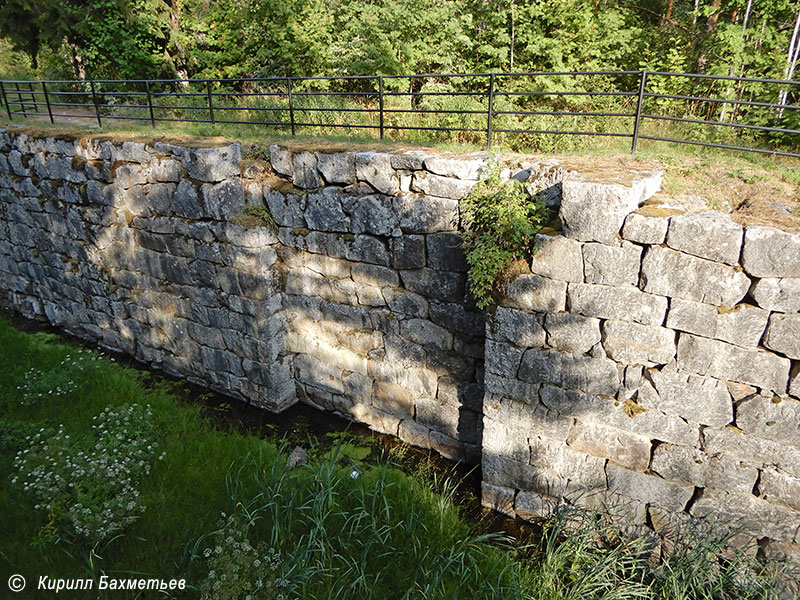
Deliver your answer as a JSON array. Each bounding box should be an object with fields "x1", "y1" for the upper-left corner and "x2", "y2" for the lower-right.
[{"x1": 0, "y1": 70, "x2": 798, "y2": 158}]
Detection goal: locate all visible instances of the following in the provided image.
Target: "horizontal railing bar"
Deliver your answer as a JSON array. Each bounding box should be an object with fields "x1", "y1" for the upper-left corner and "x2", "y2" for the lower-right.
[
  {"x1": 492, "y1": 128, "x2": 633, "y2": 137},
  {"x1": 644, "y1": 92, "x2": 800, "y2": 110},
  {"x1": 499, "y1": 90, "x2": 638, "y2": 97},
  {"x1": 494, "y1": 110, "x2": 635, "y2": 117},
  {"x1": 638, "y1": 134, "x2": 800, "y2": 157},
  {"x1": 641, "y1": 113, "x2": 800, "y2": 135},
  {"x1": 292, "y1": 122, "x2": 381, "y2": 129},
  {"x1": 382, "y1": 108, "x2": 486, "y2": 115},
  {"x1": 385, "y1": 125, "x2": 485, "y2": 133},
  {"x1": 212, "y1": 119, "x2": 291, "y2": 126},
  {"x1": 648, "y1": 71, "x2": 800, "y2": 86},
  {"x1": 199, "y1": 105, "x2": 290, "y2": 112}
]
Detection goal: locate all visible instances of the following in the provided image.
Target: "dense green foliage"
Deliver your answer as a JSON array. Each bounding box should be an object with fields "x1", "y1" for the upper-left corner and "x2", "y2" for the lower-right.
[
  {"x1": 0, "y1": 0, "x2": 798, "y2": 84},
  {"x1": 461, "y1": 163, "x2": 549, "y2": 309}
]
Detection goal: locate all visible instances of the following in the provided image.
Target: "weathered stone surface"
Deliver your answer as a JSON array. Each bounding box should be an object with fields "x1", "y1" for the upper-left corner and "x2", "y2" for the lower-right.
[
  {"x1": 423, "y1": 155, "x2": 485, "y2": 180},
  {"x1": 390, "y1": 235, "x2": 425, "y2": 269},
  {"x1": 426, "y1": 232, "x2": 468, "y2": 272},
  {"x1": 622, "y1": 211, "x2": 669, "y2": 244},
  {"x1": 641, "y1": 246, "x2": 751, "y2": 308},
  {"x1": 764, "y1": 313, "x2": 800, "y2": 360},
  {"x1": 758, "y1": 468, "x2": 800, "y2": 511},
  {"x1": 481, "y1": 481, "x2": 515, "y2": 517},
  {"x1": 504, "y1": 274, "x2": 567, "y2": 313},
  {"x1": 741, "y1": 226, "x2": 800, "y2": 278},
  {"x1": 518, "y1": 348, "x2": 619, "y2": 396},
  {"x1": 490, "y1": 307, "x2": 546, "y2": 349},
  {"x1": 304, "y1": 188, "x2": 350, "y2": 232},
  {"x1": 269, "y1": 145, "x2": 293, "y2": 177},
  {"x1": 567, "y1": 419, "x2": 651, "y2": 471},
  {"x1": 690, "y1": 488, "x2": 800, "y2": 542},
  {"x1": 317, "y1": 152, "x2": 356, "y2": 184},
  {"x1": 582, "y1": 241, "x2": 642, "y2": 286},
  {"x1": 606, "y1": 463, "x2": 694, "y2": 512},
  {"x1": 484, "y1": 394, "x2": 570, "y2": 441},
  {"x1": 201, "y1": 179, "x2": 246, "y2": 221},
  {"x1": 568, "y1": 283, "x2": 667, "y2": 326},
  {"x1": 529, "y1": 234, "x2": 584, "y2": 283},
  {"x1": 602, "y1": 320, "x2": 675, "y2": 365},
  {"x1": 483, "y1": 372, "x2": 539, "y2": 404},
  {"x1": 642, "y1": 363, "x2": 733, "y2": 427},
  {"x1": 544, "y1": 313, "x2": 601, "y2": 355},
  {"x1": 484, "y1": 341, "x2": 524, "y2": 378},
  {"x1": 704, "y1": 426, "x2": 800, "y2": 478},
  {"x1": 355, "y1": 151, "x2": 399, "y2": 195},
  {"x1": 182, "y1": 144, "x2": 241, "y2": 182},
  {"x1": 390, "y1": 151, "x2": 427, "y2": 171},
  {"x1": 292, "y1": 151, "x2": 323, "y2": 189},
  {"x1": 400, "y1": 268, "x2": 466, "y2": 303},
  {"x1": 750, "y1": 278, "x2": 800, "y2": 313},
  {"x1": 529, "y1": 434, "x2": 607, "y2": 487},
  {"x1": 392, "y1": 193, "x2": 458, "y2": 233},
  {"x1": 736, "y1": 394, "x2": 800, "y2": 446},
  {"x1": 666, "y1": 298, "x2": 768, "y2": 348},
  {"x1": 411, "y1": 171, "x2": 475, "y2": 199},
  {"x1": 650, "y1": 444, "x2": 758, "y2": 493},
  {"x1": 666, "y1": 211, "x2": 743, "y2": 265},
  {"x1": 350, "y1": 195, "x2": 400, "y2": 236},
  {"x1": 345, "y1": 235, "x2": 391, "y2": 266},
  {"x1": 560, "y1": 176, "x2": 659, "y2": 244},
  {"x1": 791, "y1": 364, "x2": 800, "y2": 399},
  {"x1": 383, "y1": 288, "x2": 428, "y2": 318},
  {"x1": 677, "y1": 333, "x2": 790, "y2": 393}
]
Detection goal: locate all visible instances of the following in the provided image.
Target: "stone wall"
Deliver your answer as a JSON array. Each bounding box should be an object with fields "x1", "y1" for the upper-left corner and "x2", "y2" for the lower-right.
[
  {"x1": 482, "y1": 178, "x2": 800, "y2": 561},
  {"x1": 2, "y1": 127, "x2": 799, "y2": 558}
]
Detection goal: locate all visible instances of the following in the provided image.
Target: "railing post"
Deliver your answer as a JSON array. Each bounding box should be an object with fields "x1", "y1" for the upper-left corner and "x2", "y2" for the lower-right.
[
  {"x1": 379, "y1": 76, "x2": 384, "y2": 140},
  {"x1": 287, "y1": 78, "x2": 295, "y2": 136},
  {"x1": 487, "y1": 73, "x2": 496, "y2": 151},
  {"x1": 145, "y1": 80, "x2": 156, "y2": 128},
  {"x1": 0, "y1": 81, "x2": 12, "y2": 120},
  {"x1": 206, "y1": 80, "x2": 215, "y2": 124},
  {"x1": 28, "y1": 82, "x2": 38, "y2": 113},
  {"x1": 89, "y1": 81, "x2": 102, "y2": 127},
  {"x1": 631, "y1": 70, "x2": 648, "y2": 155},
  {"x1": 15, "y1": 83, "x2": 27, "y2": 118},
  {"x1": 42, "y1": 82, "x2": 54, "y2": 123}
]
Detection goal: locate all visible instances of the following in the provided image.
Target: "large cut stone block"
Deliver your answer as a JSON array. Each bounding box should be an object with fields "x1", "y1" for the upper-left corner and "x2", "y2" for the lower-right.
[
  {"x1": 423, "y1": 155, "x2": 485, "y2": 180},
  {"x1": 763, "y1": 313, "x2": 800, "y2": 360},
  {"x1": 529, "y1": 234, "x2": 584, "y2": 283},
  {"x1": 622, "y1": 211, "x2": 669, "y2": 244},
  {"x1": 568, "y1": 283, "x2": 667, "y2": 326},
  {"x1": 666, "y1": 298, "x2": 768, "y2": 348},
  {"x1": 602, "y1": 320, "x2": 676, "y2": 365},
  {"x1": 201, "y1": 179, "x2": 246, "y2": 221},
  {"x1": 735, "y1": 394, "x2": 800, "y2": 446},
  {"x1": 677, "y1": 333, "x2": 790, "y2": 393},
  {"x1": 181, "y1": 143, "x2": 241, "y2": 182},
  {"x1": 400, "y1": 268, "x2": 466, "y2": 303},
  {"x1": 269, "y1": 144, "x2": 293, "y2": 177},
  {"x1": 292, "y1": 151, "x2": 324, "y2": 189},
  {"x1": 606, "y1": 462, "x2": 694, "y2": 512},
  {"x1": 484, "y1": 341, "x2": 524, "y2": 378},
  {"x1": 750, "y1": 278, "x2": 800, "y2": 313},
  {"x1": 741, "y1": 226, "x2": 800, "y2": 278},
  {"x1": 392, "y1": 193, "x2": 459, "y2": 233},
  {"x1": 582, "y1": 241, "x2": 642, "y2": 286},
  {"x1": 650, "y1": 443, "x2": 758, "y2": 494},
  {"x1": 411, "y1": 171, "x2": 475, "y2": 199},
  {"x1": 427, "y1": 232, "x2": 468, "y2": 271},
  {"x1": 704, "y1": 426, "x2": 800, "y2": 478},
  {"x1": 642, "y1": 363, "x2": 733, "y2": 427},
  {"x1": 503, "y1": 274, "x2": 567, "y2": 313},
  {"x1": 666, "y1": 211, "x2": 743, "y2": 265},
  {"x1": 758, "y1": 468, "x2": 800, "y2": 512},
  {"x1": 317, "y1": 152, "x2": 356, "y2": 184},
  {"x1": 304, "y1": 187, "x2": 350, "y2": 232},
  {"x1": 355, "y1": 151, "x2": 399, "y2": 195},
  {"x1": 567, "y1": 419, "x2": 651, "y2": 471},
  {"x1": 518, "y1": 348, "x2": 619, "y2": 396},
  {"x1": 544, "y1": 313, "x2": 601, "y2": 355},
  {"x1": 640, "y1": 246, "x2": 750, "y2": 308}
]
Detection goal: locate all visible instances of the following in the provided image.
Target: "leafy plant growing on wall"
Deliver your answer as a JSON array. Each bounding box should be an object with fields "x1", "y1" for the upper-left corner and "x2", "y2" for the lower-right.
[{"x1": 460, "y1": 162, "x2": 548, "y2": 309}]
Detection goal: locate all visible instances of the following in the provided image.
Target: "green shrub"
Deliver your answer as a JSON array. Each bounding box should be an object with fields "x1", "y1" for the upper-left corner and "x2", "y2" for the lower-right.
[{"x1": 460, "y1": 161, "x2": 548, "y2": 309}]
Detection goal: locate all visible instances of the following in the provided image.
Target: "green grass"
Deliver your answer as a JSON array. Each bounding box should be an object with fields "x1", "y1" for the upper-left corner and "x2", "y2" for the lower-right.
[{"x1": 0, "y1": 315, "x2": 796, "y2": 599}]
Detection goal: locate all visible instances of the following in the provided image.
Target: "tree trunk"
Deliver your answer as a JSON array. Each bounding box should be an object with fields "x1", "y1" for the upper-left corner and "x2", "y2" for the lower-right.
[
  {"x1": 778, "y1": 6, "x2": 800, "y2": 117},
  {"x1": 663, "y1": 0, "x2": 674, "y2": 25},
  {"x1": 696, "y1": 0, "x2": 723, "y2": 73}
]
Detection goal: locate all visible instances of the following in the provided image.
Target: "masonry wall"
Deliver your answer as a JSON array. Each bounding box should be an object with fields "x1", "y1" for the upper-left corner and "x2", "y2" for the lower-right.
[
  {"x1": 2, "y1": 127, "x2": 799, "y2": 559},
  {"x1": 482, "y1": 176, "x2": 800, "y2": 562}
]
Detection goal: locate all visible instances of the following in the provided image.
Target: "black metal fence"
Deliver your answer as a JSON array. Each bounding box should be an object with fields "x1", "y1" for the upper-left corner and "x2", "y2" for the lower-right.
[{"x1": 1, "y1": 70, "x2": 798, "y2": 158}]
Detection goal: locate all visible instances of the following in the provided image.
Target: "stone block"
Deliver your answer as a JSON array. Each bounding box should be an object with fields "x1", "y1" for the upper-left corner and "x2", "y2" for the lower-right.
[
  {"x1": 560, "y1": 177, "x2": 655, "y2": 245},
  {"x1": 641, "y1": 246, "x2": 750, "y2": 308},
  {"x1": 643, "y1": 363, "x2": 733, "y2": 427},
  {"x1": 429, "y1": 301, "x2": 484, "y2": 337},
  {"x1": 201, "y1": 179, "x2": 246, "y2": 221},
  {"x1": 411, "y1": 171, "x2": 475, "y2": 199},
  {"x1": 750, "y1": 278, "x2": 800, "y2": 313},
  {"x1": 399, "y1": 318, "x2": 453, "y2": 351},
  {"x1": 269, "y1": 145, "x2": 293, "y2": 177},
  {"x1": 182, "y1": 144, "x2": 240, "y2": 182},
  {"x1": 483, "y1": 415, "x2": 529, "y2": 462},
  {"x1": 529, "y1": 434, "x2": 607, "y2": 488},
  {"x1": 666, "y1": 298, "x2": 768, "y2": 348},
  {"x1": 351, "y1": 263, "x2": 399, "y2": 287},
  {"x1": 430, "y1": 430, "x2": 463, "y2": 461},
  {"x1": 689, "y1": 488, "x2": 800, "y2": 542},
  {"x1": 602, "y1": 320, "x2": 676, "y2": 365},
  {"x1": 390, "y1": 235, "x2": 425, "y2": 269},
  {"x1": 568, "y1": 283, "x2": 667, "y2": 326},
  {"x1": 345, "y1": 235, "x2": 391, "y2": 266},
  {"x1": 355, "y1": 151, "x2": 399, "y2": 195},
  {"x1": 606, "y1": 462, "x2": 694, "y2": 512},
  {"x1": 503, "y1": 274, "x2": 567, "y2": 313},
  {"x1": 390, "y1": 151, "x2": 427, "y2": 171},
  {"x1": 741, "y1": 226, "x2": 800, "y2": 278},
  {"x1": 567, "y1": 419, "x2": 651, "y2": 471},
  {"x1": 400, "y1": 268, "x2": 465, "y2": 302},
  {"x1": 398, "y1": 419, "x2": 432, "y2": 450},
  {"x1": 518, "y1": 348, "x2": 619, "y2": 396},
  {"x1": 529, "y1": 234, "x2": 584, "y2": 283},
  {"x1": 515, "y1": 490, "x2": 561, "y2": 521},
  {"x1": 483, "y1": 372, "x2": 539, "y2": 404},
  {"x1": 764, "y1": 313, "x2": 800, "y2": 360},
  {"x1": 317, "y1": 151, "x2": 356, "y2": 184},
  {"x1": 677, "y1": 333, "x2": 790, "y2": 393},
  {"x1": 735, "y1": 394, "x2": 800, "y2": 446},
  {"x1": 650, "y1": 444, "x2": 758, "y2": 493},
  {"x1": 423, "y1": 155, "x2": 485, "y2": 180},
  {"x1": 758, "y1": 468, "x2": 800, "y2": 511},
  {"x1": 544, "y1": 313, "x2": 601, "y2": 355},
  {"x1": 484, "y1": 341, "x2": 524, "y2": 378},
  {"x1": 489, "y1": 307, "x2": 546, "y2": 349},
  {"x1": 292, "y1": 150, "x2": 323, "y2": 189},
  {"x1": 305, "y1": 187, "x2": 350, "y2": 232},
  {"x1": 383, "y1": 287, "x2": 428, "y2": 318},
  {"x1": 481, "y1": 481, "x2": 516, "y2": 517},
  {"x1": 426, "y1": 232, "x2": 468, "y2": 271},
  {"x1": 371, "y1": 380, "x2": 415, "y2": 420},
  {"x1": 704, "y1": 426, "x2": 800, "y2": 478},
  {"x1": 392, "y1": 193, "x2": 459, "y2": 233},
  {"x1": 666, "y1": 211, "x2": 743, "y2": 265},
  {"x1": 621, "y1": 211, "x2": 669, "y2": 244},
  {"x1": 792, "y1": 364, "x2": 800, "y2": 399},
  {"x1": 350, "y1": 195, "x2": 400, "y2": 237},
  {"x1": 582, "y1": 241, "x2": 642, "y2": 286},
  {"x1": 484, "y1": 394, "x2": 571, "y2": 441}
]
